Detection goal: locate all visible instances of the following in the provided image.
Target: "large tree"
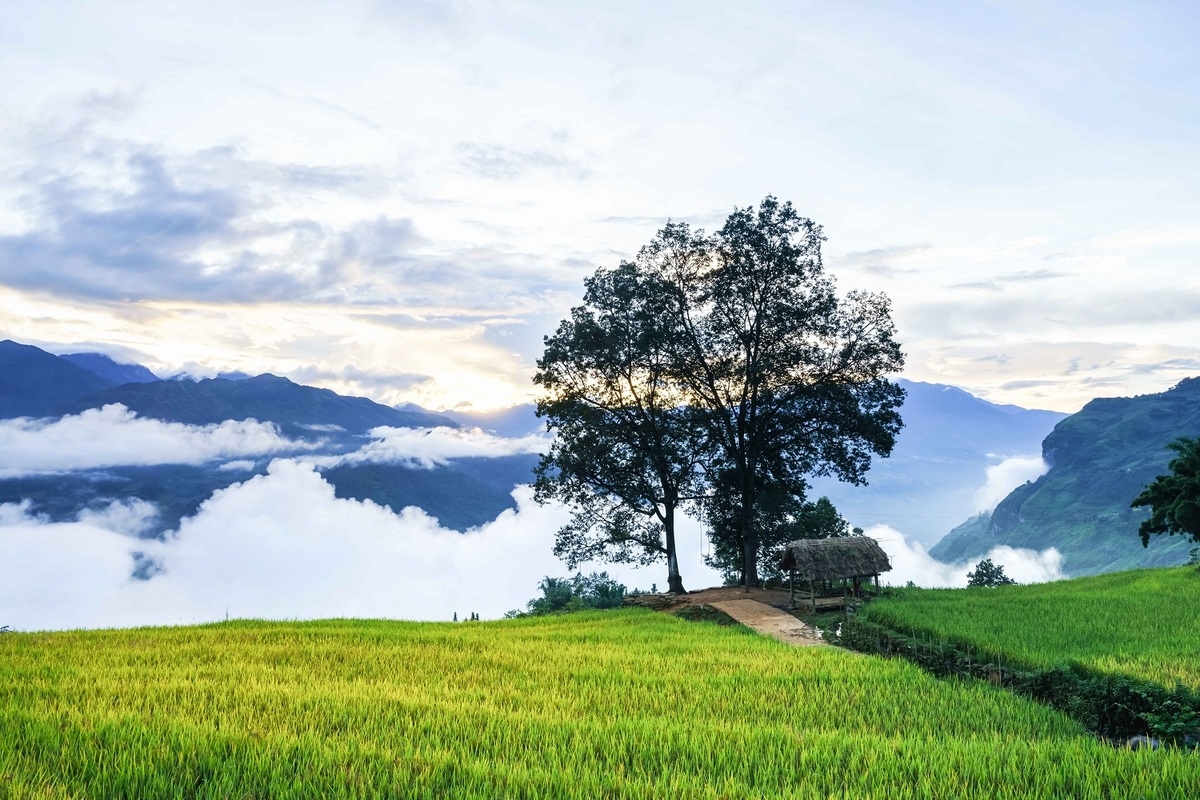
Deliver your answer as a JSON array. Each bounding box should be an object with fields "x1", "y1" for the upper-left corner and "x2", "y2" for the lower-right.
[
  {"x1": 1132, "y1": 436, "x2": 1200, "y2": 547},
  {"x1": 642, "y1": 197, "x2": 905, "y2": 587},
  {"x1": 533, "y1": 262, "x2": 703, "y2": 594}
]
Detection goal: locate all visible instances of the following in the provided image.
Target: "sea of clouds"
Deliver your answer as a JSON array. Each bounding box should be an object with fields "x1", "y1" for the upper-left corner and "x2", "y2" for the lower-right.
[
  {"x1": 0, "y1": 410, "x2": 1064, "y2": 631},
  {"x1": 0, "y1": 404, "x2": 315, "y2": 476}
]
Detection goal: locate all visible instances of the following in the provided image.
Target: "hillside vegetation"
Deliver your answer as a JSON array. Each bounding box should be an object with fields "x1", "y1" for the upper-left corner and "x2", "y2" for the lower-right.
[
  {"x1": 932, "y1": 378, "x2": 1200, "y2": 574},
  {"x1": 860, "y1": 567, "x2": 1200, "y2": 690},
  {"x1": 2, "y1": 611, "x2": 1197, "y2": 798}
]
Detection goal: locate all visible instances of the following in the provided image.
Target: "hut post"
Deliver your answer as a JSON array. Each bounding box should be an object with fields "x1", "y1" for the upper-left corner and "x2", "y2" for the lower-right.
[
  {"x1": 809, "y1": 579, "x2": 816, "y2": 613},
  {"x1": 789, "y1": 568, "x2": 796, "y2": 610},
  {"x1": 874, "y1": 573, "x2": 880, "y2": 596}
]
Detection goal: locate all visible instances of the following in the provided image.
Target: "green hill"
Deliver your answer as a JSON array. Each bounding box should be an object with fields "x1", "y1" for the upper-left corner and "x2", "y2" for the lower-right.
[
  {"x1": 3, "y1": 612, "x2": 1196, "y2": 797},
  {"x1": 860, "y1": 567, "x2": 1200, "y2": 690},
  {"x1": 931, "y1": 378, "x2": 1200, "y2": 575}
]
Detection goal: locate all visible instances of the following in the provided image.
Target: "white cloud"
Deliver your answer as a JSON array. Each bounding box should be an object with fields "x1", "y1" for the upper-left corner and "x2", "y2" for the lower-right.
[
  {"x1": 973, "y1": 455, "x2": 1048, "y2": 511},
  {"x1": 0, "y1": 459, "x2": 723, "y2": 631},
  {"x1": 320, "y1": 425, "x2": 550, "y2": 468},
  {"x1": 867, "y1": 524, "x2": 1063, "y2": 588},
  {"x1": 75, "y1": 498, "x2": 159, "y2": 537},
  {"x1": 0, "y1": 405, "x2": 316, "y2": 476}
]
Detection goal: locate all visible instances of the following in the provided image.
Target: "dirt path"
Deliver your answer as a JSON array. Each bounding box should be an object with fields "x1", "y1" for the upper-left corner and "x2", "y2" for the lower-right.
[
  {"x1": 707, "y1": 599, "x2": 826, "y2": 647},
  {"x1": 625, "y1": 587, "x2": 830, "y2": 647}
]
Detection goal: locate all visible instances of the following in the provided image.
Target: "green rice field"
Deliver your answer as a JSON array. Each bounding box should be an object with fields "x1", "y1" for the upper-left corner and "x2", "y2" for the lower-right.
[
  {"x1": 2, "y1": 609, "x2": 1197, "y2": 798},
  {"x1": 862, "y1": 566, "x2": 1200, "y2": 689}
]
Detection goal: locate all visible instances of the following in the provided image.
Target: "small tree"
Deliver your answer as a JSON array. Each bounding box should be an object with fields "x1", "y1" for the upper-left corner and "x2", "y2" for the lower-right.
[
  {"x1": 1131, "y1": 437, "x2": 1200, "y2": 547},
  {"x1": 966, "y1": 558, "x2": 1016, "y2": 587}
]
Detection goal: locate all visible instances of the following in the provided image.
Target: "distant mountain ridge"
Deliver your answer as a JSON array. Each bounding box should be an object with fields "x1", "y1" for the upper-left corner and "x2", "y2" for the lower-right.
[
  {"x1": 61, "y1": 352, "x2": 159, "y2": 385},
  {"x1": 0, "y1": 340, "x2": 528, "y2": 535},
  {"x1": 53, "y1": 373, "x2": 455, "y2": 437},
  {"x1": 930, "y1": 378, "x2": 1200, "y2": 575},
  {"x1": 0, "y1": 339, "x2": 118, "y2": 418},
  {"x1": 807, "y1": 379, "x2": 1067, "y2": 544}
]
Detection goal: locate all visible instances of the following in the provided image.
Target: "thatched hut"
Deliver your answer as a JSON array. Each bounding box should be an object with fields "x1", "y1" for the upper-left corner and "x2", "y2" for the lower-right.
[{"x1": 778, "y1": 537, "x2": 892, "y2": 611}]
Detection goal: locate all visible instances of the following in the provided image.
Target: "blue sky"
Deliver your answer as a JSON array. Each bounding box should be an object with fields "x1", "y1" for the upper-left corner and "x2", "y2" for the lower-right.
[{"x1": 1, "y1": 0, "x2": 1197, "y2": 411}]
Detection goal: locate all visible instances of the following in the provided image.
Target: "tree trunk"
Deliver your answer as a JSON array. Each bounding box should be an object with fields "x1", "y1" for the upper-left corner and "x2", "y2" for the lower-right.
[
  {"x1": 663, "y1": 507, "x2": 686, "y2": 594},
  {"x1": 740, "y1": 513, "x2": 760, "y2": 588}
]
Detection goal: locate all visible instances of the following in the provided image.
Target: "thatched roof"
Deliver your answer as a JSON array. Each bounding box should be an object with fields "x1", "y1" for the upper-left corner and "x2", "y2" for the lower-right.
[{"x1": 778, "y1": 537, "x2": 892, "y2": 582}]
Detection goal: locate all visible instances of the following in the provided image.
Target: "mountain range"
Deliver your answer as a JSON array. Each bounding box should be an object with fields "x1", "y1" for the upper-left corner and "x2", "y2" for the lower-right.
[
  {"x1": 930, "y1": 377, "x2": 1200, "y2": 575},
  {"x1": 4, "y1": 337, "x2": 1196, "y2": 578},
  {"x1": 0, "y1": 340, "x2": 535, "y2": 532}
]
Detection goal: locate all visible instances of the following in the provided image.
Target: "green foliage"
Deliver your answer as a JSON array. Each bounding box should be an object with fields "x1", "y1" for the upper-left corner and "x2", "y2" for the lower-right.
[
  {"x1": 3, "y1": 612, "x2": 1198, "y2": 797},
  {"x1": 966, "y1": 558, "x2": 1017, "y2": 587},
  {"x1": 508, "y1": 572, "x2": 628, "y2": 617},
  {"x1": 1132, "y1": 436, "x2": 1200, "y2": 546}
]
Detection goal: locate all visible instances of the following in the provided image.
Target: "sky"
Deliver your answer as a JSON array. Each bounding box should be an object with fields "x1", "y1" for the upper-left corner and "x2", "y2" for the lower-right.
[{"x1": 2, "y1": 0, "x2": 1199, "y2": 414}]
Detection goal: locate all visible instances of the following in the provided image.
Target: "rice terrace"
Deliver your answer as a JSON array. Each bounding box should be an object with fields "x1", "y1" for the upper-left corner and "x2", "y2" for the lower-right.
[{"x1": 2, "y1": 600, "x2": 1198, "y2": 799}]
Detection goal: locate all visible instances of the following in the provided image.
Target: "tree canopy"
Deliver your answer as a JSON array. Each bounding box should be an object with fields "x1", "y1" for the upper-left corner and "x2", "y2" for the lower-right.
[
  {"x1": 966, "y1": 558, "x2": 1016, "y2": 588},
  {"x1": 534, "y1": 196, "x2": 904, "y2": 591},
  {"x1": 1131, "y1": 436, "x2": 1200, "y2": 547},
  {"x1": 642, "y1": 198, "x2": 904, "y2": 587}
]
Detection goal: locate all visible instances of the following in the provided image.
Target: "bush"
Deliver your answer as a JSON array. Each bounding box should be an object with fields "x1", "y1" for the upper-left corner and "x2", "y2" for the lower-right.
[{"x1": 506, "y1": 572, "x2": 628, "y2": 618}]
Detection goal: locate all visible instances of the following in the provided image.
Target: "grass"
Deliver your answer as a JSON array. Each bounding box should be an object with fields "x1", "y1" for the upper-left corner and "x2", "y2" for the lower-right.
[
  {"x1": 862, "y1": 567, "x2": 1200, "y2": 689},
  {"x1": 1, "y1": 609, "x2": 1197, "y2": 798}
]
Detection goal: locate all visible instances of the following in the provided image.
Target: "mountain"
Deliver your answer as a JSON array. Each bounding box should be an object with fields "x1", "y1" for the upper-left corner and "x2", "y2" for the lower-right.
[
  {"x1": 60, "y1": 352, "x2": 159, "y2": 385},
  {"x1": 930, "y1": 378, "x2": 1200, "y2": 575},
  {"x1": 0, "y1": 339, "x2": 117, "y2": 418},
  {"x1": 55, "y1": 373, "x2": 456, "y2": 437},
  {"x1": 322, "y1": 454, "x2": 539, "y2": 530},
  {"x1": 808, "y1": 380, "x2": 1067, "y2": 543},
  {"x1": 0, "y1": 340, "x2": 530, "y2": 535}
]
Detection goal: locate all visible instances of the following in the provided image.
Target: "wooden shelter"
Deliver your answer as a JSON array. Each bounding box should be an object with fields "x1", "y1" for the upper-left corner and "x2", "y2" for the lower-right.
[{"x1": 778, "y1": 537, "x2": 892, "y2": 611}]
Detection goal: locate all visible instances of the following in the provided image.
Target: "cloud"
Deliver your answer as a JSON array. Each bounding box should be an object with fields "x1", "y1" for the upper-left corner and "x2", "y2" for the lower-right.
[
  {"x1": 321, "y1": 425, "x2": 550, "y2": 468},
  {"x1": 948, "y1": 280, "x2": 1002, "y2": 291},
  {"x1": 0, "y1": 405, "x2": 315, "y2": 476},
  {"x1": 867, "y1": 524, "x2": 1063, "y2": 588},
  {"x1": 287, "y1": 363, "x2": 433, "y2": 393},
  {"x1": 908, "y1": 288, "x2": 1200, "y2": 338},
  {"x1": 455, "y1": 143, "x2": 590, "y2": 181},
  {"x1": 974, "y1": 455, "x2": 1048, "y2": 511},
  {"x1": 834, "y1": 244, "x2": 929, "y2": 277},
  {"x1": 993, "y1": 269, "x2": 1069, "y2": 283},
  {"x1": 0, "y1": 460, "x2": 723, "y2": 631},
  {"x1": 0, "y1": 149, "x2": 363, "y2": 303},
  {"x1": 75, "y1": 498, "x2": 160, "y2": 536}
]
